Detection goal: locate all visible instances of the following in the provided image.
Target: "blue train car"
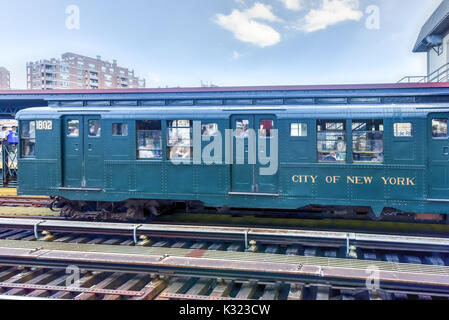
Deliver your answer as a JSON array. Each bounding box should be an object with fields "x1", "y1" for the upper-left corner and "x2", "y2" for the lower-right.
[{"x1": 13, "y1": 84, "x2": 449, "y2": 220}]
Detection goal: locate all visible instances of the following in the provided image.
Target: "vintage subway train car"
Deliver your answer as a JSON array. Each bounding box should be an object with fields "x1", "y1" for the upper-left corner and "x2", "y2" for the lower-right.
[{"x1": 14, "y1": 91, "x2": 449, "y2": 221}]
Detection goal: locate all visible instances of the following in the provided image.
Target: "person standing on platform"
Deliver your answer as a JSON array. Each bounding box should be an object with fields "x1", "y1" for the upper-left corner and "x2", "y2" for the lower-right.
[
  {"x1": 7, "y1": 127, "x2": 19, "y2": 146},
  {"x1": 0, "y1": 127, "x2": 7, "y2": 142}
]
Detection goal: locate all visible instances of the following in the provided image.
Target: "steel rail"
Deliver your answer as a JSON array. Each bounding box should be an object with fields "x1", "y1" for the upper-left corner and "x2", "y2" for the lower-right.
[
  {"x1": 0, "y1": 295, "x2": 67, "y2": 301},
  {"x1": 0, "y1": 282, "x2": 145, "y2": 297},
  {"x1": 0, "y1": 218, "x2": 448, "y2": 252},
  {"x1": 0, "y1": 196, "x2": 50, "y2": 207}
]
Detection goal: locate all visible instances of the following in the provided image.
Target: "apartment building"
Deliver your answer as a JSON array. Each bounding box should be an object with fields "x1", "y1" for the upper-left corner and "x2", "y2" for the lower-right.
[
  {"x1": 0, "y1": 67, "x2": 10, "y2": 90},
  {"x1": 27, "y1": 52, "x2": 146, "y2": 90}
]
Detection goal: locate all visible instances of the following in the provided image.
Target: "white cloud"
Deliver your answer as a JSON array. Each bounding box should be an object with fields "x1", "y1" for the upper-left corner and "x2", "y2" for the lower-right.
[
  {"x1": 281, "y1": 0, "x2": 303, "y2": 11},
  {"x1": 215, "y1": 3, "x2": 282, "y2": 47},
  {"x1": 244, "y1": 3, "x2": 282, "y2": 22},
  {"x1": 299, "y1": 0, "x2": 363, "y2": 33},
  {"x1": 233, "y1": 51, "x2": 241, "y2": 59}
]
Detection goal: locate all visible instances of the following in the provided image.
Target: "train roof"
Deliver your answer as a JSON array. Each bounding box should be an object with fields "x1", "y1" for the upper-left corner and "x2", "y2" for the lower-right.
[
  {"x1": 5, "y1": 83, "x2": 449, "y2": 120},
  {"x1": 2, "y1": 82, "x2": 449, "y2": 94},
  {"x1": 4, "y1": 83, "x2": 449, "y2": 100},
  {"x1": 16, "y1": 103, "x2": 449, "y2": 121}
]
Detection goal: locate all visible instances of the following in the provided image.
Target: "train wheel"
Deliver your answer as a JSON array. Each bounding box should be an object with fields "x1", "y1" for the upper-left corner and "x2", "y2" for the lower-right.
[{"x1": 125, "y1": 206, "x2": 145, "y2": 221}]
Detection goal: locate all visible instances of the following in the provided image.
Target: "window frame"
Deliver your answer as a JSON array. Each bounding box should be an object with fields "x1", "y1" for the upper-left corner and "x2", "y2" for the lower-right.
[
  {"x1": 394, "y1": 122, "x2": 414, "y2": 138},
  {"x1": 88, "y1": 119, "x2": 101, "y2": 138},
  {"x1": 167, "y1": 120, "x2": 193, "y2": 162},
  {"x1": 136, "y1": 120, "x2": 163, "y2": 160},
  {"x1": 259, "y1": 119, "x2": 275, "y2": 138},
  {"x1": 67, "y1": 120, "x2": 80, "y2": 138},
  {"x1": 234, "y1": 119, "x2": 250, "y2": 139},
  {"x1": 431, "y1": 118, "x2": 448, "y2": 139},
  {"x1": 112, "y1": 123, "x2": 129, "y2": 137},
  {"x1": 20, "y1": 120, "x2": 36, "y2": 158},
  {"x1": 352, "y1": 119, "x2": 384, "y2": 164},
  {"x1": 317, "y1": 120, "x2": 347, "y2": 164},
  {"x1": 290, "y1": 122, "x2": 308, "y2": 138},
  {"x1": 201, "y1": 123, "x2": 219, "y2": 137}
]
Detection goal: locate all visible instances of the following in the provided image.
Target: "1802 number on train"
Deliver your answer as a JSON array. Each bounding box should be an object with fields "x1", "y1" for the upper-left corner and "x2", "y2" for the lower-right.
[{"x1": 36, "y1": 120, "x2": 53, "y2": 130}]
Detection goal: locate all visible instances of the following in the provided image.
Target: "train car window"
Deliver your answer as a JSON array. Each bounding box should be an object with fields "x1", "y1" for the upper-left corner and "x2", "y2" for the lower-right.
[
  {"x1": 290, "y1": 123, "x2": 307, "y2": 137},
  {"x1": 67, "y1": 120, "x2": 79, "y2": 137},
  {"x1": 167, "y1": 120, "x2": 192, "y2": 160},
  {"x1": 112, "y1": 123, "x2": 128, "y2": 137},
  {"x1": 88, "y1": 120, "x2": 101, "y2": 137},
  {"x1": 259, "y1": 120, "x2": 274, "y2": 137},
  {"x1": 352, "y1": 120, "x2": 384, "y2": 164},
  {"x1": 394, "y1": 123, "x2": 413, "y2": 137},
  {"x1": 432, "y1": 119, "x2": 448, "y2": 138},
  {"x1": 20, "y1": 121, "x2": 35, "y2": 158},
  {"x1": 235, "y1": 120, "x2": 250, "y2": 138},
  {"x1": 202, "y1": 123, "x2": 218, "y2": 137},
  {"x1": 317, "y1": 120, "x2": 346, "y2": 163},
  {"x1": 137, "y1": 120, "x2": 162, "y2": 159}
]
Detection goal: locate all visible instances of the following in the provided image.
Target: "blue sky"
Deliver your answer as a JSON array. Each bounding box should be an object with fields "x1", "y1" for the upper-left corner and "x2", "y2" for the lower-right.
[{"x1": 0, "y1": 0, "x2": 443, "y2": 89}]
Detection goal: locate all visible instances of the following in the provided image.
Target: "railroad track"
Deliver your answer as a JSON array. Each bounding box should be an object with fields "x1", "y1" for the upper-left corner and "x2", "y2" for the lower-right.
[
  {"x1": 0, "y1": 193, "x2": 448, "y2": 239},
  {"x1": 0, "y1": 265, "x2": 438, "y2": 301},
  {"x1": 2, "y1": 218, "x2": 448, "y2": 252},
  {"x1": 0, "y1": 266, "x2": 380, "y2": 301},
  {"x1": 0, "y1": 196, "x2": 50, "y2": 208},
  {"x1": 0, "y1": 218, "x2": 447, "y2": 300},
  {"x1": 2, "y1": 206, "x2": 449, "y2": 240}
]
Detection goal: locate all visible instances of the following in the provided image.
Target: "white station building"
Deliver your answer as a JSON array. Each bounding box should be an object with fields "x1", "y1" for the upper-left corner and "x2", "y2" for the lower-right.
[{"x1": 407, "y1": 0, "x2": 449, "y2": 82}]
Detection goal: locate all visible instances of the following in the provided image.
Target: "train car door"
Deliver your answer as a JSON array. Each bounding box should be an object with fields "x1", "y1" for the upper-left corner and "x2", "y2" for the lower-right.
[
  {"x1": 62, "y1": 116, "x2": 83, "y2": 188},
  {"x1": 231, "y1": 116, "x2": 255, "y2": 193},
  {"x1": 428, "y1": 114, "x2": 449, "y2": 200},
  {"x1": 256, "y1": 115, "x2": 278, "y2": 194},
  {"x1": 62, "y1": 116, "x2": 103, "y2": 189},
  {"x1": 230, "y1": 115, "x2": 279, "y2": 195},
  {"x1": 83, "y1": 116, "x2": 103, "y2": 189}
]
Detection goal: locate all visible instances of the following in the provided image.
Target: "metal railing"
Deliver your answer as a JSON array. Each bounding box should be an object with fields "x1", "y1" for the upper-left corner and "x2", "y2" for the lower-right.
[
  {"x1": 397, "y1": 75, "x2": 428, "y2": 83},
  {"x1": 398, "y1": 62, "x2": 449, "y2": 83},
  {"x1": 1, "y1": 141, "x2": 18, "y2": 188}
]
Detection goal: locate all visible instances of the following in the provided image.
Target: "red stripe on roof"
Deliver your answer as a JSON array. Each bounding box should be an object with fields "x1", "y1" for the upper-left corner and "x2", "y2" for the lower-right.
[{"x1": 1, "y1": 83, "x2": 449, "y2": 95}]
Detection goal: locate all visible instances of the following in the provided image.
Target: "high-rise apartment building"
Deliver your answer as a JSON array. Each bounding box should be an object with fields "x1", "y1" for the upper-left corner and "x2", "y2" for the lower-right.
[
  {"x1": 27, "y1": 52, "x2": 146, "y2": 90},
  {"x1": 0, "y1": 67, "x2": 10, "y2": 90}
]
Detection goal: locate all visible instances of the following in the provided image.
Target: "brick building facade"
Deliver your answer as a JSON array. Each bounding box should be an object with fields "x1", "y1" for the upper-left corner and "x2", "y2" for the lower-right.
[
  {"x1": 27, "y1": 53, "x2": 146, "y2": 90},
  {"x1": 0, "y1": 67, "x2": 10, "y2": 90}
]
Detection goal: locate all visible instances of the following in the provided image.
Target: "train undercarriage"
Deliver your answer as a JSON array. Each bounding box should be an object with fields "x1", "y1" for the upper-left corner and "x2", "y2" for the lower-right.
[
  {"x1": 51, "y1": 197, "x2": 177, "y2": 221},
  {"x1": 49, "y1": 197, "x2": 449, "y2": 224}
]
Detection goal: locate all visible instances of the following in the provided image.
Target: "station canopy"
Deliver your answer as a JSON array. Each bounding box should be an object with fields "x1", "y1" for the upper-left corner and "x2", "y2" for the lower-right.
[{"x1": 414, "y1": 0, "x2": 449, "y2": 53}]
